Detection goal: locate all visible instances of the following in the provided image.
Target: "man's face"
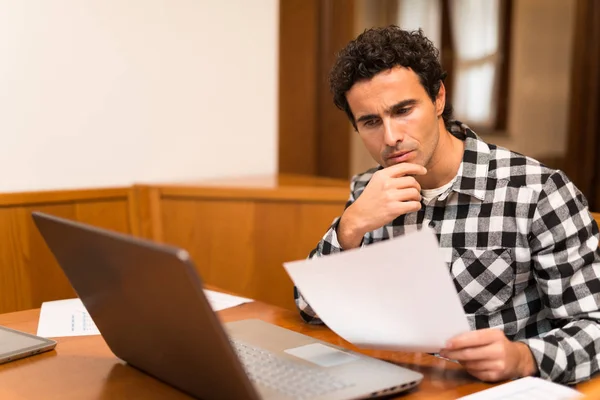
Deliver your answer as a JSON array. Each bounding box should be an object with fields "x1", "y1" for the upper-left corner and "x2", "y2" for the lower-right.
[{"x1": 346, "y1": 66, "x2": 444, "y2": 169}]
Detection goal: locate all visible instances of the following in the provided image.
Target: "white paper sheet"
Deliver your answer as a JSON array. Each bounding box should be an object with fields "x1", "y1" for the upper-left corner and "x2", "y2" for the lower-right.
[
  {"x1": 458, "y1": 377, "x2": 582, "y2": 400},
  {"x1": 283, "y1": 228, "x2": 471, "y2": 352},
  {"x1": 203, "y1": 289, "x2": 254, "y2": 311},
  {"x1": 37, "y1": 298, "x2": 100, "y2": 337},
  {"x1": 37, "y1": 290, "x2": 254, "y2": 338}
]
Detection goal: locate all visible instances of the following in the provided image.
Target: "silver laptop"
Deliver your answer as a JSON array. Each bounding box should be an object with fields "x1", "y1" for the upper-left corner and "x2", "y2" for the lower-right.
[{"x1": 32, "y1": 212, "x2": 423, "y2": 400}]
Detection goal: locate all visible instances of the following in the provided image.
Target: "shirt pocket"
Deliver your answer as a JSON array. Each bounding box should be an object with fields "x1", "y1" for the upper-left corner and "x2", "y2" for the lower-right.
[{"x1": 450, "y1": 247, "x2": 516, "y2": 315}]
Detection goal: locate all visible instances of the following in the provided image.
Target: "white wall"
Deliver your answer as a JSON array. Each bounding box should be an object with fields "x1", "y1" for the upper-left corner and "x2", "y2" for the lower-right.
[{"x1": 0, "y1": 0, "x2": 278, "y2": 192}]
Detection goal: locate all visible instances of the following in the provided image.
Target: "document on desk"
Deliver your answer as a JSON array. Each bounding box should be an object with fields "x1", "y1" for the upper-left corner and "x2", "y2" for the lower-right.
[
  {"x1": 37, "y1": 298, "x2": 100, "y2": 337},
  {"x1": 203, "y1": 289, "x2": 254, "y2": 311},
  {"x1": 283, "y1": 228, "x2": 470, "y2": 353},
  {"x1": 458, "y1": 377, "x2": 582, "y2": 399},
  {"x1": 37, "y1": 290, "x2": 254, "y2": 338}
]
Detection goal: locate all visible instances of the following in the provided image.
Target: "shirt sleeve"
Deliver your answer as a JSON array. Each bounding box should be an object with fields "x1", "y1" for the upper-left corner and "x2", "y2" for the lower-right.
[
  {"x1": 520, "y1": 170, "x2": 600, "y2": 384},
  {"x1": 294, "y1": 175, "x2": 370, "y2": 324}
]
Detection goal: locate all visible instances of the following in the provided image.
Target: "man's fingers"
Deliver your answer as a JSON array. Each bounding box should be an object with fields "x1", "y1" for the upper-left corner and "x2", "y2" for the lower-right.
[
  {"x1": 461, "y1": 359, "x2": 505, "y2": 372},
  {"x1": 384, "y1": 162, "x2": 427, "y2": 178},
  {"x1": 387, "y1": 176, "x2": 422, "y2": 192},
  {"x1": 445, "y1": 329, "x2": 504, "y2": 350},
  {"x1": 392, "y1": 201, "x2": 422, "y2": 215},
  {"x1": 390, "y1": 187, "x2": 421, "y2": 203},
  {"x1": 439, "y1": 345, "x2": 492, "y2": 362}
]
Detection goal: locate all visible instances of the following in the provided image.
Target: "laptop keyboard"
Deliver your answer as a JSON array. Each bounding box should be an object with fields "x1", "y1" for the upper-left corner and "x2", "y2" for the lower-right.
[{"x1": 231, "y1": 339, "x2": 354, "y2": 399}]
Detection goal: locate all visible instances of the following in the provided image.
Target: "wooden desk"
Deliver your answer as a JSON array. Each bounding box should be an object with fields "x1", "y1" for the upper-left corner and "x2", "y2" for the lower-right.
[{"x1": 0, "y1": 301, "x2": 500, "y2": 400}]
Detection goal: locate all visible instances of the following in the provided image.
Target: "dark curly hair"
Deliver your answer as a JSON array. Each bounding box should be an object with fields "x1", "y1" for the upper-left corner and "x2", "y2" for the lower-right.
[{"x1": 329, "y1": 26, "x2": 453, "y2": 131}]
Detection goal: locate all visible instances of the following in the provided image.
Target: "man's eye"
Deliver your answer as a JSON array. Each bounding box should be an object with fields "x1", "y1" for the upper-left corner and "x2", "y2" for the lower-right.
[
  {"x1": 364, "y1": 119, "x2": 379, "y2": 127},
  {"x1": 394, "y1": 108, "x2": 410, "y2": 115}
]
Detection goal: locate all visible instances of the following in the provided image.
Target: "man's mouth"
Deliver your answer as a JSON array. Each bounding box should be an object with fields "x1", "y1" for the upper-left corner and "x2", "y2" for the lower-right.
[{"x1": 385, "y1": 150, "x2": 414, "y2": 163}]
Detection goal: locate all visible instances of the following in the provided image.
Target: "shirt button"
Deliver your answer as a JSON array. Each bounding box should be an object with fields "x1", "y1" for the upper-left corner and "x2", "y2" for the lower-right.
[{"x1": 429, "y1": 221, "x2": 436, "y2": 228}]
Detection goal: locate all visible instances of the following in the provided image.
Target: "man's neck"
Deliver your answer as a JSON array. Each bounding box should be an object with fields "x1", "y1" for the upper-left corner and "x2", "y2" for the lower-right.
[{"x1": 418, "y1": 121, "x2": 465, "y2": 190}]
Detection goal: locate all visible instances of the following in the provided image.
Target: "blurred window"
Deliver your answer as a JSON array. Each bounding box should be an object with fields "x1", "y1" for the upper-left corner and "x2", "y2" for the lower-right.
[{"x1": 395, "y1": 0, "x2": 512, "y2": 132}]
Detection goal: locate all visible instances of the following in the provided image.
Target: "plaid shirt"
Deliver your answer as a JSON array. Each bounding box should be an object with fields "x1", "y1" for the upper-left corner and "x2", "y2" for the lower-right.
[{"x1": 294, "y1": 121, "x2": 600, "y2": 384}]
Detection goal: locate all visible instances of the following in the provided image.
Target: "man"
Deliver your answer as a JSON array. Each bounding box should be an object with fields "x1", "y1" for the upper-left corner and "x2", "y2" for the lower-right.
[{"x1": 294, "y1": 26, "x2": 600, "y2": 385}]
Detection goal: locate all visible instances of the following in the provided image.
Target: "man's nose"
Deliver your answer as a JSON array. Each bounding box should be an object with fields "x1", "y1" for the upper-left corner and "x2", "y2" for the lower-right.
[{"x1": 383, "y1": 118, "x2": 403, "y2": 147}]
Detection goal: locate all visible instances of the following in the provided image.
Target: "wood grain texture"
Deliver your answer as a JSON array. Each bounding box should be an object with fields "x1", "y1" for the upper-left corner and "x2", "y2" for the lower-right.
[
  {"x1": 592, "y1": 212, "x2": 600, "y2": 228},
  {"x1": 316, "y1": 0, "x2": 355, "y2": 179},
  {"x1": 0, "y1": 187, "x2": 128, "y2": 207},
  {"x1": 278, "y1": 0, "x2": 319, "y2": 176},
  {"x1": 278, "y1": 0, "x2": 355, "y2": 179},
  {"x1": 564, "y1": 0, "x2": 600, "y2": 212},
  {"x1": 129, "y1": 185, "x2": 163, "y2": 241},
  {"x1": 151, "y1": 174, "x2": 350, "y2": 203},
  {"x1": 0, "y1": 188, "x2": 134, "y2": 314},
  {"x1": 0, "y1": 300, "x2": 504, "y2": 400},
  {"x1": 159, "y1": 198, "x2": 344, "y2": 311},
  {"x1": 137, "y1": 175, "x2": 350, "y2": 310}
]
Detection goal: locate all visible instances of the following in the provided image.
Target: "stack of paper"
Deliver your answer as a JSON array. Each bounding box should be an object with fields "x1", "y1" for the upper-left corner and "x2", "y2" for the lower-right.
[{"x1": 284, "y1": 228, "x2": 470, "y2": 352}]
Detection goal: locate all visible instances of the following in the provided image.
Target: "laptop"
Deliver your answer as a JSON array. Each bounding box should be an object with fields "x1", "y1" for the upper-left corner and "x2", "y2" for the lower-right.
[{"x1": 32, "y1": 212, "x2": 423, "y2": 400}]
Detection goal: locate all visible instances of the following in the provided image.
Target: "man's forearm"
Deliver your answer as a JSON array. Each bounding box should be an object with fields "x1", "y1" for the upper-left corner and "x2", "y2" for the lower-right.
[{"x1": 521, "y1": 319, "x2": 600, "y2": 383}]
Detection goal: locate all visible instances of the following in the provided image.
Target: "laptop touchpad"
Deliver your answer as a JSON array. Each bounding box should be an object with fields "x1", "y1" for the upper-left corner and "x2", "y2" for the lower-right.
[{"x1": 284, "y1": 343, "x2": 358, "y2": 367}]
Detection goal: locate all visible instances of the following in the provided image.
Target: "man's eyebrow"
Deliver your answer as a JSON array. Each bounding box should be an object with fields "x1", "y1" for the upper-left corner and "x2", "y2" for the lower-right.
[
  {"x1": 356, "y1": 113, "x2": 379, "y2": 124},
  {"x1": 355, "y1": 99, "x2": 419, "y2": 124},
  {"x1": 389, "y1": 99, "x2": 418, "y2": 111}
]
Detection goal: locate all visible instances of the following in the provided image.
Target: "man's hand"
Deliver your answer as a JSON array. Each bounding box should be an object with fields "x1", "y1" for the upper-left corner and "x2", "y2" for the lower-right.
[
  {"x1": 337, "y1": 163, "x2": 427, "y2": 249},
  {"x1": 439, "y1": 329, "x2": 538, "y2": 382}
]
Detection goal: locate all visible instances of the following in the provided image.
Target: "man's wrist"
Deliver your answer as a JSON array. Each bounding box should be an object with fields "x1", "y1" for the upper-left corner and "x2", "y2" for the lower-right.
[
  {"x1": 515, "y1": 342, "x2": 538, "y2": 377},
  {"x1": 337, "y1": 209, "x2": 365, "y2": 250}
]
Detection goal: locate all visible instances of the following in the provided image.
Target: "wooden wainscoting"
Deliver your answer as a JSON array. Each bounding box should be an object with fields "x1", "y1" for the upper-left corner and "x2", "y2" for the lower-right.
[
  {"x1": 4, "y1": 182, "x2": 591, "y2": 315},
  {"x1": 0, "y1": 188, "x2": 136, "y2": 314},
  {"x1": 133, "y1": 175, "x2": 350, "y2": 310}
]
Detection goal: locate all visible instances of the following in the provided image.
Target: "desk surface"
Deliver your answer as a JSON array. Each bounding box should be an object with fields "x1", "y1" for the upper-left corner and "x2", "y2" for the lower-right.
[{"x1": 0, "y1": 300, "x2": 502, "y2": 400}]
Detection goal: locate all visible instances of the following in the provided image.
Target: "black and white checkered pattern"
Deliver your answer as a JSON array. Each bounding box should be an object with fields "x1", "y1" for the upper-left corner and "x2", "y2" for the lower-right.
[{"x1": 294, "y1": 121, "x2": 600, "y2": 384}]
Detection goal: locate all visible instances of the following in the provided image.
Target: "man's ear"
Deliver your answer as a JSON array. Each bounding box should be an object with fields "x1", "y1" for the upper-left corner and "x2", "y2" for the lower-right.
[{"x1": 435, "y1": 82, "x2": 446, "y2": 117}]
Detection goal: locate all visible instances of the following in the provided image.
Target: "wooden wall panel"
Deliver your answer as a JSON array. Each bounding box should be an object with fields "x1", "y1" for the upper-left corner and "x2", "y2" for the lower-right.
[
  {"x1": 278, "y1": 0, "x2": 319, "y2": 176},
  {"x1": 157, "y1": 186, "x2": 348, "y2": 311},
  {"x1": 0, "y1": 179, "x2": 348, "y2": 314},
  {"x1": 160, "y1": 199, "x2": 256, "y2": 288},
  {"x1": 316, "y1": 0, "x2": 355, "y2": 179},
  {"x1": 0, "y1": 189, "x2": 133, "y2": 314},
  {"x1": 0, "y1": 183, "x2": 595, "y2": 317},
  {"x1": 252, "y1": 202, "x2": 342, "y2": 309},
  {"x1": 278, "y1": 0, "x2": 355, "y2": 179}
]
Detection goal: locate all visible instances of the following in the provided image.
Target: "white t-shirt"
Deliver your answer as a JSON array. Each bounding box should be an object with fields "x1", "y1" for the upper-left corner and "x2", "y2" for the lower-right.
[{"x1": 421, "y1": 177, "x2": 456, "y2": 204}]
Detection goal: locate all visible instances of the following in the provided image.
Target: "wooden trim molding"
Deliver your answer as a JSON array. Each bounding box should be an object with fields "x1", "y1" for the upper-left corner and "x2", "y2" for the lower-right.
[
  {"x1": 0, "y1": 187, "x2": 129, "y2": 207},
  {"x1": 129, "y1": 186, "x2": 163, "y2": 242}
]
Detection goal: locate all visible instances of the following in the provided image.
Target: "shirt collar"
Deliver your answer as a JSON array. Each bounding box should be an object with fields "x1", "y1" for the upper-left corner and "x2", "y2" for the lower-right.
[{"x1": 438, "y1": 121, "x2": 490, "y2": 202}]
